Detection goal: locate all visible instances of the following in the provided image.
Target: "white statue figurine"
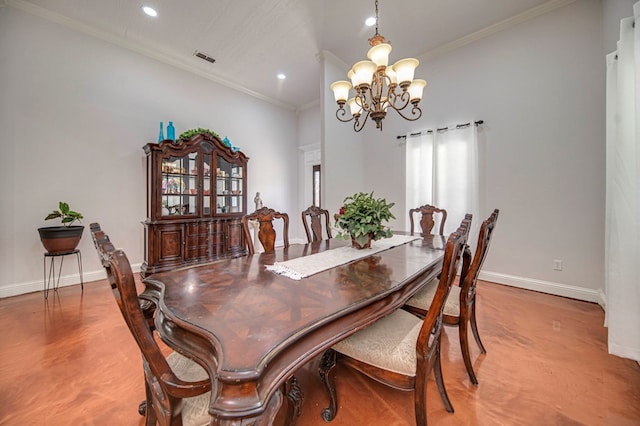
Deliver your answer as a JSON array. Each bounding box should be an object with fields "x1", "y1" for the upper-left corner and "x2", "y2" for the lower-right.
[{"x1": 254, "y1": 192, "x2": 263, "y2": 210}]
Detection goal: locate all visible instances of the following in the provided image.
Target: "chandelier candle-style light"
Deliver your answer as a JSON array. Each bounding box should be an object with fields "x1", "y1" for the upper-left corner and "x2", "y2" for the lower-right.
[{"x1": 330, "y1": 0, "x2": 426, "y2": 132}]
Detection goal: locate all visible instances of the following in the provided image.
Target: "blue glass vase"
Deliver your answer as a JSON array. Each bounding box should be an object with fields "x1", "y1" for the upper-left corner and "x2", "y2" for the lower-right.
[
  {"x1": 158, "y1": 122, "x2": 164, "y2": 142},
  {"x1": 167, "y1": 122, "x2": 175, "y2": 141}
]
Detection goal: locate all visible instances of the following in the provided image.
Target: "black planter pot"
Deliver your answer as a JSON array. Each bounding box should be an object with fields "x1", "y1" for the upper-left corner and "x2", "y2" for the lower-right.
[{"x1": 38, "y1": 225, "x2": 84, "y2": 254}]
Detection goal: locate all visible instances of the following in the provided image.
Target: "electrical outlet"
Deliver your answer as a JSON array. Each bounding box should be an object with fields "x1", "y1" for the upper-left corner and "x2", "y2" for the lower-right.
[{"x1": 553, "y1": 259, "x2": 563, "y2": 271}]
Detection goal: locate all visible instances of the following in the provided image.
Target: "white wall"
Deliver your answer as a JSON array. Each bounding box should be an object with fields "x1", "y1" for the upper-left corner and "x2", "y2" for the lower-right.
[
  {"x1": 296, "y1": 103, "x2": 321, "y2": 237},
  {"x1": 320, "y1": 52, "x2": 366, "y2": 219},
  {"x1": 323, "y1": 0, "x2": 607, "y2": 303},
  {"x1": 0, "y1": 0, "x2": 624, "y2": 301},
  {"x1": 0, "y1": 8, "x2": 298, "y2": 297}
]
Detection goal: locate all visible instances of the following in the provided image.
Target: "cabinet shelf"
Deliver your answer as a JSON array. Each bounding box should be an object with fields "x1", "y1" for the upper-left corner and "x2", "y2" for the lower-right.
[{"x1": 162, "y1": 173, "x2": 199, "y2": 178}]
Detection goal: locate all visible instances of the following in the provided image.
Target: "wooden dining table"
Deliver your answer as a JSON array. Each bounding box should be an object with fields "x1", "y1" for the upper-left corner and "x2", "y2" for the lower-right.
[{"x1": 142, "y1": 233, "x2": 446, "y2": 425}]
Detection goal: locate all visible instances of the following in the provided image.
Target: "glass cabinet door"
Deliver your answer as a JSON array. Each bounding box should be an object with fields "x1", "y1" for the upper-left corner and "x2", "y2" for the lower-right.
[
  {"x1": 161, "y1": 152, "x2": 198, "y2": 217},
  {"x1": 203, "y1": 153, "x2": 212, "y2": 216},
  {"x1": 216, "y1": 156, "x2": 244, "y2": 214}
]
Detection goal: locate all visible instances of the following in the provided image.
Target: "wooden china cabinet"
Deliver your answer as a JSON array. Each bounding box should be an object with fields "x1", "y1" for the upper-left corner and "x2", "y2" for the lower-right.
[{"x1": 140, "y1": 132, "x2": 249, "y2": 278}]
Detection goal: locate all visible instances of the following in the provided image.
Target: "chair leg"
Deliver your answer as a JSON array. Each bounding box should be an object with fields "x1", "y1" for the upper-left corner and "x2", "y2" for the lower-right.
[
  {"x1": 470, "y1": 301, "x2": 486, "y2": 354},
  {"x1": 433, "y1": 340, "x2": 454, "y2": 413},
  {"x1": 459, "y1": 318, "x2": 479, "y2": 385},
  {"x1": 76, "y1": 250, "x2": 84, "y2": 291},
  {"x1": 318, "y1": 349, "x2": 338, "y2": 422},
  {"x1": 284, "y1": 375, "x2": 304, "y2": 426},
  {"x1": 142, "y1": 380, "x2": 156, "y2": 426},
  {"x1": 413, "y1": 373, "x2": 428, "y2": 426}
]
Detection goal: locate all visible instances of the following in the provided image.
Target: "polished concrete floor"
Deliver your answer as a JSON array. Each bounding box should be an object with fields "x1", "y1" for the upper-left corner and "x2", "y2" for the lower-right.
[{"x1": 1, "y1": 279, "x2": 639, "y2": 425}]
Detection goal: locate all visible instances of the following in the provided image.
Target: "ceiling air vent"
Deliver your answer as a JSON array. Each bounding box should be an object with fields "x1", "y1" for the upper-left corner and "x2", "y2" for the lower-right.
[{"x1": 194, "y1": 50, "x2": 216, "y2": 64}]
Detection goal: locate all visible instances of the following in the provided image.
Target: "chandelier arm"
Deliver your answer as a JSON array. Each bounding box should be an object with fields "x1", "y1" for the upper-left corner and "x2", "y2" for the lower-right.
[
  {"x1": 371, "y1": 73, "x2": 384, "y2": 107},
  {"x1": 393, "y1": 104, "x2": 423, "y2": 121},
  {"x1": 336, "y1": 106, "x2": 355, "y2": 123},
  {"x1": 355, "y1": 92, "x2": 372, "y2": 114},
  {"x1": 354, "y1": 110, "x2": 370, "y2": 132},
  {"x1": 387, "y1": 89, "x2": 411, "y2": 111}
]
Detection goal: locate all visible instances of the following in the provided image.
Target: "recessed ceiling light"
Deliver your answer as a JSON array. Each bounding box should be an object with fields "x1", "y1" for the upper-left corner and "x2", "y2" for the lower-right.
[
  {"x1": 277, "y1": 73, "x2": 286, "y2": 80},
  {"x1": 142, "y1": 6, "x2": 158, "y2": 17},
  {"x1": 365, "y1": 17, "x2": 376, "y2": 26}
]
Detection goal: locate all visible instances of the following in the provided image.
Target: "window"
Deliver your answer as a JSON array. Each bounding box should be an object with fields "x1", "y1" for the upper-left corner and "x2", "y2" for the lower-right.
[
  {"x1": 405, "y1": 124, "x2": 479, "y2": 237},
  {"x1": 313, "y1": 164, "x2": 321, "y2": 207}
]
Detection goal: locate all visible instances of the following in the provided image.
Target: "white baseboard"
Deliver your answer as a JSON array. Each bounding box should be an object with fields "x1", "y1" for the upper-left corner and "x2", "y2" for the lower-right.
[
  {"x1": 480, "y1": 270, "x2": 605, "y2": 306},
  {"x1": 0, "y1": 263, "x2": 142, "y2": 299}
]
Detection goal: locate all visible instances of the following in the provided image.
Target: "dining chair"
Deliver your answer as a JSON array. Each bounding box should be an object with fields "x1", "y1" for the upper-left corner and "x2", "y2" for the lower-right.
[
  {"x1": 404, "y1": 209, "x2": 500, "y2": 385},
  {"x1": 301, "y1": 205, "x2": 332, "y2": 243},
  {"x1": 318, "y1": 217, "x2": 471, "y2": 426},
  {"x1": 241, "y1": 206, "x2": 290, "y2": 255},
  {"x1": 89, "y1": 223, "x2": 212, "y2": 426},
  {"x1": 409, "y1": 204, "x2": 448, "y2": 236}
]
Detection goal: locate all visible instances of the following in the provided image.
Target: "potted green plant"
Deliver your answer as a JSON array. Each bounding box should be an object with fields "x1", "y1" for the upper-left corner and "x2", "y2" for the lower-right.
[
  {"x1": 38, "y1": 201, "x2": 84, "y2": 253},
  {"x1": 334, "y1": 192, "x2": 395, "y2": 249}
]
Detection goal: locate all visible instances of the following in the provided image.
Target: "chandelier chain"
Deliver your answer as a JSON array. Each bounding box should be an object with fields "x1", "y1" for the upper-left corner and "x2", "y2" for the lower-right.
[{"x1": 374, "y1": 0, "x2": 379, "y2": 37}]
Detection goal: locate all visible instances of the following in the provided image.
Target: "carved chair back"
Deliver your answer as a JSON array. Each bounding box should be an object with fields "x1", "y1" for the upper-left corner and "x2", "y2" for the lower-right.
[
  {"x1": 319, "y1": 216, "x2": 471, "y2": 425},
  {"x1": 89, "y1": 223, "x2": 210, "y2": 425},
  {"x1": 241, "y1": 207, "x2": 290, "y2": 255},
  {"x1": 412, "y1": 216, "x2": 470, "y2": 420},
  {"x1": 459, "y1": 209, "x2": 499, "y2": 321},
  {"x1": 409, "y1": 204, "x2": 448, "y2": 236},
  {"x1": 420, "y1": 216, "x2": 470, "y2": 351},
  {"x1": 301, "y1": 205, "x2": 332, "y2": 243}
]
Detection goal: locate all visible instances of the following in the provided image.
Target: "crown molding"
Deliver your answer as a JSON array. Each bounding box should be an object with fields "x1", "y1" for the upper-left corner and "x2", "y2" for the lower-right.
[
  {"x1": 318, "y1": 50, "x2": 350, "y2": 71},
  {"x1": 419, "y1": 0, "x2": 576, "y2": 62},
  {"x1": 7, "y1": 0, "x2": 296, "y2": 111},
  {"x1": 296, "y1": 98, "x2": 320, "y2": 114}
]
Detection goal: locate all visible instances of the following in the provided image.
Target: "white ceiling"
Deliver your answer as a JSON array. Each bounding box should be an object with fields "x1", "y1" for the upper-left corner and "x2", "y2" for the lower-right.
[{"x1": 12, "y1": 0, "x2": 567, "y2": 110}]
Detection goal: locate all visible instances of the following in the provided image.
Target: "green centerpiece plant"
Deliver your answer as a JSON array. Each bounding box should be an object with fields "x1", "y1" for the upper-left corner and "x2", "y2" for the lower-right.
[{"x1": 335, "y1": 192, "x2": 395, "y2": 249}]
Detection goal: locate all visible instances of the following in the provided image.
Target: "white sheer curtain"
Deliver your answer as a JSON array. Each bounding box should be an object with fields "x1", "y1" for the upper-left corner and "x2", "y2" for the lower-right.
[
  {"x1": 605, "y1": 2, "x2": 640, "y2": 362},
  {"x1": 405, "y1": 124, "x2": 480, "y2": 239}
]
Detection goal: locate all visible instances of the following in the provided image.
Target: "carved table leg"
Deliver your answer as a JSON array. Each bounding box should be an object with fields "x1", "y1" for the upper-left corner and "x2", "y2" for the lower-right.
[
  {"x1": 318, "y1": 349, "x2": 338, "y2": 422},
  {"x1": 284, "y1": 375, "x2": 304, "y2": 425}
]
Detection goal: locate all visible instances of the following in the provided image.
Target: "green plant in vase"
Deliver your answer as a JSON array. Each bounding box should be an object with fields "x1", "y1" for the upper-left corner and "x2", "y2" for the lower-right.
[
  {"x1": 335, "y1": 192, "x2": 395, "y2": 249},
  {"x1": 44, "y1": 201, "x2": 84, "y2": 226},
  {"x1": 38, "y1": 201, "x2": 85, "y2": 253}
]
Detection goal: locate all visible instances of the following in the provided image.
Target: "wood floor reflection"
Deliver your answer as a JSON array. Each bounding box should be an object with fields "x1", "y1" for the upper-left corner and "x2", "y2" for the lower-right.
[{"x1": 1, "y1": 279, "x2": 639, "y2": 425}]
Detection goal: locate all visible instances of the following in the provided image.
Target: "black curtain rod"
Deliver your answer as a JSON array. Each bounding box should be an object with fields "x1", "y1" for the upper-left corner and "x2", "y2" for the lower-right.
[{"x1": 396, "y1": 120, "x2": 484, "y2": 139}]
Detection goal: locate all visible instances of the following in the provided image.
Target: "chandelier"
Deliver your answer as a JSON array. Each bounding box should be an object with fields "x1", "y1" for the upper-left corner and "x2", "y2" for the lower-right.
[{"x1": 330, "y1": 0, "x2": 426, "y2": 132}]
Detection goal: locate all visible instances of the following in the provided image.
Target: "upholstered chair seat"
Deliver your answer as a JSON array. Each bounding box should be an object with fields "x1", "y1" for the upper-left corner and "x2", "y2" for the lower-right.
[
  {"x1": 405, "y1": 278, "x2": 462, "y2": 318},
  {"x1": 165, "y1": 352, "x2": 211, "y2": 425},
  {"x1": 332, "y1": 309, "x2": 424, "y2": 376}
]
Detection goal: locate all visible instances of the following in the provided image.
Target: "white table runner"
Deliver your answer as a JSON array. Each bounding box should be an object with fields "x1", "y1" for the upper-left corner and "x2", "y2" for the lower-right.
[{"x1": 266, "y1": 234, "x2": 420, "y2": 280}]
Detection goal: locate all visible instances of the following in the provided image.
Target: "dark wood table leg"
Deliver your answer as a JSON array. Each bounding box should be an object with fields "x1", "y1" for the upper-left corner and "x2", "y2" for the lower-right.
[{"x1": 319, "y1": 349, "x2": 338, "y2": 422}]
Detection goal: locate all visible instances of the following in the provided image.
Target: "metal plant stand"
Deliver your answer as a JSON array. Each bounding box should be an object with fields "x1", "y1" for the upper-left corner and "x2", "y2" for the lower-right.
[{"x1": 43, "y1": 249, "x2": 83, "y2": 299}]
